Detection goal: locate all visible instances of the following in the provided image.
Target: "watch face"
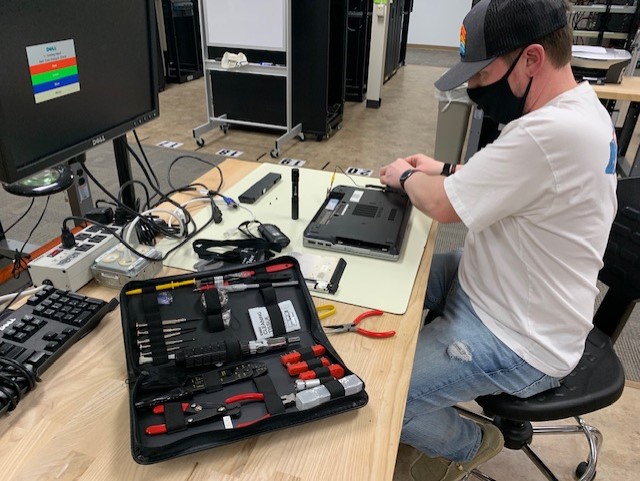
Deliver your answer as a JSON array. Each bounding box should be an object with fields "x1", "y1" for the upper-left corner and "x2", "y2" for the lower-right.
[{"x1": 400, "y1": 169, "x2": 414, "y2": 188}]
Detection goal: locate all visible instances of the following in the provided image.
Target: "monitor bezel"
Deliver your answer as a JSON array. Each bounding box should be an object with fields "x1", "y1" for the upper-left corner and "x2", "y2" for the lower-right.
[{"x1": 0, "y1": 0, "x2": 160, "y2": 185}]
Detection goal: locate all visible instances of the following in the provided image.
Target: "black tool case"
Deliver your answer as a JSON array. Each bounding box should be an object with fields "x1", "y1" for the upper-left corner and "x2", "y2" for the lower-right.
[{"x1": 119, "y1": 256, "x2": 368, "y2": 464}]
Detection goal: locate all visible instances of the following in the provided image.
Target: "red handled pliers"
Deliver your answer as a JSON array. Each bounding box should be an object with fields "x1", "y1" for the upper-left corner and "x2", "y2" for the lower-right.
[
  {"x1": 225, "y1": 392, "x2": 296, "y2": 429},
  {"x1": 324, "y1": 309, "x2": 395, "y2": 338},
  {"x1": 146, "y1": 401, "x2": 242, "y2": 435},
  {"x1": 146, "y1": 393, "x2": 297, "y2": 435}
]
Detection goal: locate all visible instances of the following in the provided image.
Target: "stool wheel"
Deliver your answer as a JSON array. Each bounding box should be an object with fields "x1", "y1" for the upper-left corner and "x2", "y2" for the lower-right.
[{"x1": 575, "y1": 461, "x2": 594, "y2": 479}]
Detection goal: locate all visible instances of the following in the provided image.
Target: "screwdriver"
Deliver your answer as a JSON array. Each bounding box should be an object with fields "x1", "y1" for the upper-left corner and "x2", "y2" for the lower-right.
[
  {"x1": 135, "y1": 318, "x2": 190, "y2": 329},
  {"x1": 138, "y1": 336, "x2": 301, "y2": 366},
  {"x1": 197, "y1": 280, "x2": 298, "y2": 293},
  {"x1": 194, "y1": 263, "x2": 295, "y2": 292},
  {"x1": 125, "y1": 279, "x2": 195, "y2": 296}
]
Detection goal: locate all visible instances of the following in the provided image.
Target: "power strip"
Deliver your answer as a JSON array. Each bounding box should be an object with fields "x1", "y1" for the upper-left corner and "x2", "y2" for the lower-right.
[{"x1": 28, "y1": 224, "x2": 120, "y2": 291}]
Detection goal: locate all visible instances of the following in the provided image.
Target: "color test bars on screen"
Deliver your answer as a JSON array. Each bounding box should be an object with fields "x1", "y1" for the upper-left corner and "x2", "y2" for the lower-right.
[{"x1": 26, "y1": 39, "x2": 80, "y2": 104}]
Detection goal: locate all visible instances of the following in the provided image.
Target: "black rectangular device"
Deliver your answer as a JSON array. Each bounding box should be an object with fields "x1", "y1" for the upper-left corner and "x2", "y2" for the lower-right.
[{"x1": 238, "y1": 172, "x2": 282, "y2": 204}]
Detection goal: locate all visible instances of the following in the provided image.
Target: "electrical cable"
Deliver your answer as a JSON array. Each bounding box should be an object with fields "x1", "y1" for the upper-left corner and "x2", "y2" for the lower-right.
[
  {"x1": 0, "y1": 285, "x2": 27, "y2": 318},
  {"x1": 123, "y1": 207, "x2": 186, "y2": 251},
  {"x1": 124, "y1": 144, "x2": 195, "y2": 229},
  {"x1": 72, "y1": 148, "x2": 224, "y2": 262},
  {"x1": 61, "y1": 192, "x2": 219, "y2": 263},
  {"x1": 133, "y1": 130, "x2": 161, "y2": 188},
  {"x1": 167, "y1": 155, "x2": 223, "y2": 194},
  {"x1": 94, "y1": 199, "x2": 118, "y2": 209},
  {"x1": 79, "y1": 160, "x2": 182, "y2": 241},
  {"x1": 237, "y1": 220, "x2": 262, "y2": 239},
  {"x1": 1, "y1": 198, "x2": 35, "y2": 235},
  {"x1": 0, "y1": 285, "x2": 44, "y2": 310},
  {"x1": 0, "y1": 356, "x2": 41, "y2": 413},
  {"x1": 12, "y1": 196, "x2": 50, "y2": 279},
  {"x1": 118, "y1": 179, "x2": 151, "y2": 211},
  {"x1": 80, "y1": 160, "x2": 139, "y2": 219},
  {"x1": 336, "y1": 165, "x2": 362, "y2": 186}
]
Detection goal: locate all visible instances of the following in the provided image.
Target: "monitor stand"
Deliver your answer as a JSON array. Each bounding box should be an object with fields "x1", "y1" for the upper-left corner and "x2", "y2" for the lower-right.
[
  {"x1": 113, "y1": 134, "x2": 137, "y2": 211},
  {"x1": 0, "y1": 133, "x2": 137, "y2": 295}
]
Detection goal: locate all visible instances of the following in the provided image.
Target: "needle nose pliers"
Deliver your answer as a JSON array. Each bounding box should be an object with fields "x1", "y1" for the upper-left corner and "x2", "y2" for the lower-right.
[{"x1": 324, "y1": 309, "x2": 395, "y2": 338}]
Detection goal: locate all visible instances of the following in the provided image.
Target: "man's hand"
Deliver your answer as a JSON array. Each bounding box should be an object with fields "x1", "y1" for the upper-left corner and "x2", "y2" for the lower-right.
[
  {"x1": 379, "y1": 153, "x2": 461, "y2": 224},
  {"x1": 379, "y1": 158, "x2": 413, "y2": 189},
  {"x1": 380, "y1": 153, "x2": 447, "y2": 188},
  {"x1": 403, "y1": 153, "x2": 444, "y2": 175}
]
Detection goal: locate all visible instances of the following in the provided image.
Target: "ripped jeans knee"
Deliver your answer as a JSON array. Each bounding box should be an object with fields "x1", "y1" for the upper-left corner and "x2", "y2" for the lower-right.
[{"x1": 447, "y1": 341, "x2": 473, "y2": 362}]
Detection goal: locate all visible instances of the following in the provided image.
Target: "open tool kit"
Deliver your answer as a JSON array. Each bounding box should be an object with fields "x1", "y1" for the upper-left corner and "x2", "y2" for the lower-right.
[{"x1": 119, "y1": 256, "x2": 368, "y2": 463}]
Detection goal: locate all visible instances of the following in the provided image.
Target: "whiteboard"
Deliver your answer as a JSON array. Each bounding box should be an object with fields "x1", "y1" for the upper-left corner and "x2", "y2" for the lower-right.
[{"x1": 203, "y1": 0, "x2": 286, "y2": 51}]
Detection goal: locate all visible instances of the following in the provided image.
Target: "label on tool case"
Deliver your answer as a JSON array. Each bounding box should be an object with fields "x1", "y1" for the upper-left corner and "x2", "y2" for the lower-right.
[{"x1": 249, "y1": 300, "x2": 301, "y2": 340}]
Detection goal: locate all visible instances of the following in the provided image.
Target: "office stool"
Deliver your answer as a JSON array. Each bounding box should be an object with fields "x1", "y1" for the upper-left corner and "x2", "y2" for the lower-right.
[{"x1": 458, "y1": 176, "x2": 640, "y2": 481}]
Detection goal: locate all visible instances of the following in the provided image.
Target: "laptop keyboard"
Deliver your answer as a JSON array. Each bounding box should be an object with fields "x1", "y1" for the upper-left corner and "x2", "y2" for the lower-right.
[{"x1": 0, "y1": 285, "x2": 118, "y2": 414}]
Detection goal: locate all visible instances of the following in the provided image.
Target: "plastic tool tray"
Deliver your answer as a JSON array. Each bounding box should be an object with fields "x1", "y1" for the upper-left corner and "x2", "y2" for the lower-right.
[{"x1": 120, "y1": 256, "x2": 368, "y2": 463}]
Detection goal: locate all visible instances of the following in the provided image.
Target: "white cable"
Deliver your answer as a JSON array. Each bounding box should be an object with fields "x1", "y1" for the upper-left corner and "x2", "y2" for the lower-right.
[
  {"x1": 170, "y1": 197, "x2": 229, "y2": 231},
  {"x1": 0, "y1": 285, "x2": 45, "y2": 308},
  {"x1": 236, "y1": 203, "x2": 256, "y2": 222}
]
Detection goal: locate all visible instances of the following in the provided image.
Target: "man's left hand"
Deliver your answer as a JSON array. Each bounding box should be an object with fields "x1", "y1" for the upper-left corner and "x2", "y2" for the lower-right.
[{"x1": 380, "y1": 158, "x2": 413, "y2": 189}]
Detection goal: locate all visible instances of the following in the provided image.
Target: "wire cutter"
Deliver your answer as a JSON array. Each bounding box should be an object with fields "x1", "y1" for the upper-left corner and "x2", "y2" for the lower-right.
[
  {"x1": 225, "y1": 392, "x2": 296, "y2": 429},
  {"x1": 145, "y1": 391, "x2": 297, "y2": 435},
  {"x1": 324, "y1": 309, "x2": 395, "y2": 338},
  {"x1": 146, "y1": 401, "x2": 242, "y2": 435}
]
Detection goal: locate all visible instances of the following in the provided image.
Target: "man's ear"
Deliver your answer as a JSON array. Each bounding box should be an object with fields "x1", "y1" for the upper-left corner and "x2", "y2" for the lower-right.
[{"x1": 524, "y1": 44, "x2": 545, "y2": 77}]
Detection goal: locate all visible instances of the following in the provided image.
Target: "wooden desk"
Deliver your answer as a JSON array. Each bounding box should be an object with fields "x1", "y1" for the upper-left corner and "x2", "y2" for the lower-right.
[
  {"x1": 592, "y1": 75, "x2": 640, "y2": 102},
  {"x1": 1, "y1": 159, "x2": 437, "y2": 481},
  {"x1": 592, "y1": 76, "x2": 640, "y2": 177}
]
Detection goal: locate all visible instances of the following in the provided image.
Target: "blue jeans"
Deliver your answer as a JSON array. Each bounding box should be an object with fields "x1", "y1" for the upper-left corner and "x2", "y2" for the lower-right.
[{"x1": 400, "y1": 251, "x2": 561, "y2": 462}]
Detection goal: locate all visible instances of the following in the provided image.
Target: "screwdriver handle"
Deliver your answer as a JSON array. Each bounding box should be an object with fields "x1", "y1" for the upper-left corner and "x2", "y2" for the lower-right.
[
  {"x1": 281, "y1": 344, "x2": 326, "y2": 365},
  {"x1": 287, "y1": 357, "x2": 330, "y2": 376},
  {"x1": 298, "y1": 364, "x2": 345, "y2": 381}
]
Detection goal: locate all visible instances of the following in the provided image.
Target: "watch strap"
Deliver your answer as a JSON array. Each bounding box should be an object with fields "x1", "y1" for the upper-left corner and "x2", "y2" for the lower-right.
[{"x1": 441, "y1": 163, "x2": 456, "y2": 176}]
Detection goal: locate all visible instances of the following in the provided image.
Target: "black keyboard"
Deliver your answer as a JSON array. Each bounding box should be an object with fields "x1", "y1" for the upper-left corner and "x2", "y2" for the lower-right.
[{"x1": 0, "y1": 285, "x2": 118, "y2": 414}]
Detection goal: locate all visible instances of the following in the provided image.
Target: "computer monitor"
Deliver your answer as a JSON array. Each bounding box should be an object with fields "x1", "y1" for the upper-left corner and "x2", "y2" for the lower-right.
[{"x1": 0, "y1": 0, "x2": 160, "y2": 189}]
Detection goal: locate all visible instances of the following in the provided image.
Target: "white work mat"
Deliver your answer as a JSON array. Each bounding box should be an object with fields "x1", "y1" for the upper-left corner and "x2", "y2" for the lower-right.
[{"x1": 158, "y1": 163, "x2": 432, "y2": 314}]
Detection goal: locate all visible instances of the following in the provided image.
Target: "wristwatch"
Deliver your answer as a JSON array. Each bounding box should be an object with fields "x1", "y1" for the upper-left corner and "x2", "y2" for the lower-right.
[
  {"x1": 399, "y1": 168, "x2": 417, "y2": 190},
  {"x1": 441, "y1": 163, "x2": 456, "y2": 176}
]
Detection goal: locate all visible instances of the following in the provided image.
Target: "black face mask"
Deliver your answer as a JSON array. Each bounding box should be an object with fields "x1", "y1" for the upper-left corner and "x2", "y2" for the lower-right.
[{"x1": 467, "y1": 49, "x2": 533, "y2": 125}]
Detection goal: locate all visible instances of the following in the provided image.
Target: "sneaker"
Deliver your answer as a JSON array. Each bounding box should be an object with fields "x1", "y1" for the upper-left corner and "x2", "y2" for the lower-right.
[{"x1": 409, "y1": 423, "x2": 503, "y2": 481}]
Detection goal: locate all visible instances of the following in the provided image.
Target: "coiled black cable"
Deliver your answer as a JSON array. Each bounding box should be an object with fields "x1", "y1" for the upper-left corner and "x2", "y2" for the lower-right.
[{"x1": 0, "y1": 357, "x2": 41, "y2": 413}]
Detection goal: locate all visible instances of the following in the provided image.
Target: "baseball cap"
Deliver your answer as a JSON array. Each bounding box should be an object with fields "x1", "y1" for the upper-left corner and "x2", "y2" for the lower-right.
[{"x1": 435, "y1": 0, "x2": 568, "y2": 91}]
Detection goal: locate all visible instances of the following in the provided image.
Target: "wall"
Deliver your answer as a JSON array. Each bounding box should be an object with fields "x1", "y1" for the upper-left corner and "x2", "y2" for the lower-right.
[{"x1": 407, "y1": 0, "x2": 472, "y2": 48}]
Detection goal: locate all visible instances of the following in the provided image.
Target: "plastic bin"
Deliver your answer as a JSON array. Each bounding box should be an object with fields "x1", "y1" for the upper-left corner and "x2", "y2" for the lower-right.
[{"x1": 434, "y1": 85, "x2": 473, "y2": 164}]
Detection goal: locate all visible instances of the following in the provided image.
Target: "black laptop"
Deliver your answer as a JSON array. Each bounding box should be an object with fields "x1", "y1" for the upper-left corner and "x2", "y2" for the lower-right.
[{"x1": 303, "y1": 185, "x2": 412, "y2": 261}]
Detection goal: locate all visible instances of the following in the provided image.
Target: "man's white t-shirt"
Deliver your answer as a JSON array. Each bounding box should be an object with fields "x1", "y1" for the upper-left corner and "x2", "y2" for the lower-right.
[{"x1": 444, "y1": 82, "x2": 617, "y2": 378}]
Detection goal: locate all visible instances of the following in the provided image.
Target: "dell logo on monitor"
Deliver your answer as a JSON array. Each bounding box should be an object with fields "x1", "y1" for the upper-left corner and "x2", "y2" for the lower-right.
[
  {"x1": 46, "y1": 46, "x2": 57, "y2": 52},
  {"x1": 92, "y1": 135, "x2": 106, "y2": 146}
]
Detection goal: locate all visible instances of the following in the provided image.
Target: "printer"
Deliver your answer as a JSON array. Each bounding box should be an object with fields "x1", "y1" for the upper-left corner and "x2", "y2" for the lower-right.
[{"x1": 571, "y1": 45, "x2": 632, "y2": 84}]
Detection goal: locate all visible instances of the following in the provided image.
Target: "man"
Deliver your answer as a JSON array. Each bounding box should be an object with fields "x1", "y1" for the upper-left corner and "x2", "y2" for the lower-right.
[{"x1": 379, "y1": 1, "x2": 618, "y2": 480}]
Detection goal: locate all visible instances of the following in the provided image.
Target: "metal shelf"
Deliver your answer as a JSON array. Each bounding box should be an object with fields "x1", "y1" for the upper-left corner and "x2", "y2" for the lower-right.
[
  {"x1": 570, "y1": 1, "x2": 639, "y2": 48},
  {"x1": 571, "y1": 4, "x2": 637, "y2": 14},
  {"x1": 574, "y1": 29, "x2": 630, "y2": 40}
]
